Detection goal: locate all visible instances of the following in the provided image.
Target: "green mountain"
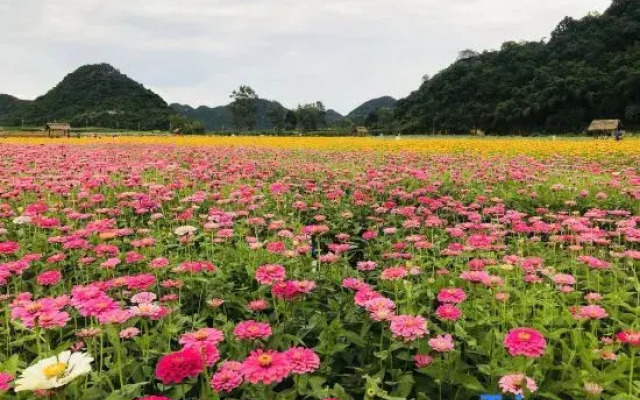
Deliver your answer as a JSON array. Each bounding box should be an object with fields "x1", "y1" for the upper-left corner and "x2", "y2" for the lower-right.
[
  {"x1": 324, "y1": 109, "x2": 344, "y2": 125},
  {"x1": 0, "y1": 63, "x2": 174, "y2": 130},
  {"x1": 0, "y1": 95, "x2": 29, "y2": 123},
  {"x1": 395, "y1": 0, "x2": 640, "y2": 134},
  {"x1": 170, "y1": 99, "x2": 287, "y2": 131},
  {"x1": 346, "y1": 96, "x2": 397, "y2": 124}
]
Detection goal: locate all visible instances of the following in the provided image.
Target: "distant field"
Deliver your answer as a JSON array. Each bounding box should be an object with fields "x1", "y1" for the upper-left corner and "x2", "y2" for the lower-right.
[{"x1": 1, "y1": 134, "x2": 638, "y2": 157}]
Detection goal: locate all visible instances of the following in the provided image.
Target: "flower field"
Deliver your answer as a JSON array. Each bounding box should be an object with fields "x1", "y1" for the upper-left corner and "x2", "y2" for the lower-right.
[{"x1": 0, "y1": 137, "x2": 638, "y2": 400}]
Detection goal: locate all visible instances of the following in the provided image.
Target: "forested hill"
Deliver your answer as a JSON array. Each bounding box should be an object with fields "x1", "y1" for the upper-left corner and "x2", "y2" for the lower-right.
[
  {"x1": 395, "y1": 0, "x2": 640, "y2": 134},
  {"x1": 346, "y1": 96, "x2": 397, "y2": 124},
  {"x1": 0, "y1": 95, "x2": 28, "y2": 120},
  {"x1": 0, "y1": 64, "x2": 174, "y2": 130}
]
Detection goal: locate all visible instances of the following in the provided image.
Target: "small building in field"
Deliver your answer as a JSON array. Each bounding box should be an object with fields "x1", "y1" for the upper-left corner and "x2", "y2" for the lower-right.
[
  {"x1": 587, "y1": 119, "x2": 621, "y2": 137},
  {"x1": 45, "y1": 123, "x2": 71, "y2": 137},
  {"x1": 353, "y1": 126, "x2": 369, "y2": 136}
]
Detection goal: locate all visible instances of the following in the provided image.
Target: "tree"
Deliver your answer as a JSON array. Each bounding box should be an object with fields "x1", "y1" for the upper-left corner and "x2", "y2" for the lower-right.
[
  {"x1": 168, "y1": 114, "x2": 205, "y2": 134},
  {"x1": 229, "y1": 85, "x2": 258, "y2": 131},
  {"x1": 284, "y1": 110, "x2": 298, "y2": 131},
  {"x1": 457, "y1": 49, "x2": 479, "y2": 61},
  {"x1": 377, "y1": 107, "x2": 395, "y2": 132},
  {"x1": 296, "y1": 102, "x2": 326, "y2": 132},
  {"x1": 266, "y1": 102, "x2": 286, "y2": 133}
]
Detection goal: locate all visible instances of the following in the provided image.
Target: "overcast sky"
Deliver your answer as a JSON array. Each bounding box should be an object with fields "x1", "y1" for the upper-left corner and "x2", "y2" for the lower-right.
[{"x1": 1, "y1": 0, "x2": 611, "y2": 114}]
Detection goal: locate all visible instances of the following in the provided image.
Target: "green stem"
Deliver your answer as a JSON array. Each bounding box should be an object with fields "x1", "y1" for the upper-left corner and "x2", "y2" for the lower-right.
[
  {"x1": 630, "y1": 348, "x2": 636, "y2": 396},
  {"x1": 115, "y1": 337, "x2": 125, "y2": 388}
]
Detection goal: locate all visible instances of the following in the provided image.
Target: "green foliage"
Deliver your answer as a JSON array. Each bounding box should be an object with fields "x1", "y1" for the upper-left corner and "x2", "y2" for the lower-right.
[
  {"x1": 284, "y1": 109, "x2": 298, "y2": 131},
  {"x1": 266, "y1": 102, "x2": 287, "y2": 132},
  {"x1": 168, "y1": 114, "x2": 205, "y2": 134},
  {"x1": 395, "y1": 0, "x2": 640, "y2": 134},
  {"x1": 229, "y1": 85, "x2": 259, "y2": 131},
  {"x1": 296, "y1": 102, "x2": 327, "y2": 132}
]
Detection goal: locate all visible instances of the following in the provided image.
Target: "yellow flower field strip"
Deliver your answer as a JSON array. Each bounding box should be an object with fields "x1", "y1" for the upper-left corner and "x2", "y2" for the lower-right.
[{"x1": 0, "y1": 135, "x2": 639, "y2": 157}]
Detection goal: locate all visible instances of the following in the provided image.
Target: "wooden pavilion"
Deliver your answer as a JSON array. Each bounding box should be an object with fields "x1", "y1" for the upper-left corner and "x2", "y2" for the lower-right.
[
  {"x1": 352, "y1": 126, "x2": 369, "y2": 136},
  {"x1": 45, "y1": 123, "x2": 71, "y2": 137},
  {"x1": 587, "y1": 119, "x2": 621, "y2": 137}
]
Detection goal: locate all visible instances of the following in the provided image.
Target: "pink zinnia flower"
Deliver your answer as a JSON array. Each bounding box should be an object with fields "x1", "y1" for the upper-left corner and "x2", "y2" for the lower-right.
[
  {"x1": 617, "y1": 330, "x2": 640, "y2": 347},
  {"x1": 183, "y1": 341, "x2": 220, "y2": 366},
  {"x1": 233, "y1": 320, "x2": 272, "y2": 341},
  {"x1": 552, "y1": 273, "x2": 576, "y2": 286},
  {"x1": 341, "y1": 278, "x2": 369, "y2": 291},
  {"x1": 413, "y1": 354, "x2": 433, "y2": 368},
  {"x1": 499, "y1": 374, "x2": 538, "y2": 396},
  {"x1": 285, "y1": 347, "x2": 320, "y2": 374},
  {"x1": 130, "y1": 292, "x2": 157, "y2": 304},
  {"x1": 247, "y1": 299, "x2": 269, "y2": 311},
  {"x1": 100, "y1": 257, "x2": 120, "y2": 269},
  {"x1": 155, "y1": 347, "x2": 204, "y2": 384},
  {"x1": 363, "y1": 297, "x2": 396, "y2": 321},
  {"x1": 255, "y1": 264, "x2": 286, "y2": 285},
  {"x1": 435, "y1": 304, "x2": 462, "y2": 322},
  {"x1": 356, "y1": 261, "x2": 377, "y2": 271},
  {"x1": 210, "y1": 365, "x2": 243, "y2": 393},
  {"x1": 390, "y1": 315, "x2": 428, "y2": 342},
  {"x1": 575, "y1": 305, "x2": 608, "y2": 320},
  {"x1": 0, "y1": 241, "x2": 19, "y2": 255},
  {"x1": 36, "y1": 270, "x2": 62, "y2": 286},
  {"x1": 37, "y1": 310, "x2": 70, "y2": 328},
  {"x1": 429, "y1": 334, "x2": 455, "y2": 352},
  {"x1": 120, "y1": 327, "x2": 141, "y2": 339},
  {"x1": 353, "y1": 289, "x2": 383, "y2": 306},
  {"x1": 241, "y1": 349, "x2": 292, "y2": 385},
  {"x1": 179, "y1": 328, "x2": 224, "y2": 346},
  {"x1": 0, "y1": 372, "x2": 12, "y2": 391},
  {"x1": 437, "y1": 288, "x2": 466, "y2": 304},
  {"x1": 380, "y1": 267, "x2": 408, "y2": 281},
  {"x1": 504, "y1": 328, "x2": 547, "y2": 358},
  {"x1": 149, "y1": 257, "x2": 169, "y2": 269}
]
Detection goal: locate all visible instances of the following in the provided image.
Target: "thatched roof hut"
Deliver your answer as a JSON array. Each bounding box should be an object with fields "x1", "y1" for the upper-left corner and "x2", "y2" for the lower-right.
[
  {"x1": 45, "y1": 123, "x2": 71, "y2": 137},
  {"x1": 587, "y1": 119, "x2": 621, "y2": 134},
  {"x1": 353, "y1": 126, "x2": 369, "y2": 136}
]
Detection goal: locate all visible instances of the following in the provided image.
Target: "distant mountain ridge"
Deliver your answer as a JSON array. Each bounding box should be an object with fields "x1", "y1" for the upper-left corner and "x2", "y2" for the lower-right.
[
  {"x1": 170, "y1": 99, "x2": 288, "y2": 131},
  {"x1": 170, "y1": 96, "x2": 396, "y2": 131},
  {"x1": 346, "y1": 96, "x2": 397, "y2": 123},
  {"x1": 0, "y1": 63, "x2": 174, "y2": 130}
]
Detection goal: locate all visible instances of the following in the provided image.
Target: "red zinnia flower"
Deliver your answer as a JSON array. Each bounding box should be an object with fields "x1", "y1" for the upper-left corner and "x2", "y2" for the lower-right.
[
  {"x1": 155, "y1": 347, "x2": 204, "y2": 384},
  {"x1": 617, "y1": 330, "x2": 640, "y2": 346}
]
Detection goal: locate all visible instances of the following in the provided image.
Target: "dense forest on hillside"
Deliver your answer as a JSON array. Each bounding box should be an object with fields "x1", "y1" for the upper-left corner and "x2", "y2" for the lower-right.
[
  {"x1": 0, "y1": 64, "x2": 173, "y2": 130},
  {"x1": 395, "y1": 0, "x2": 640, "y2": 134}
]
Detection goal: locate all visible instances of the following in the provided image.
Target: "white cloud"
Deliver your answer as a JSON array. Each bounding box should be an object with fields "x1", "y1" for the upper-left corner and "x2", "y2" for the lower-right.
[{"x1": 0, "y1": 0, "x2": 611, "y2": 113}]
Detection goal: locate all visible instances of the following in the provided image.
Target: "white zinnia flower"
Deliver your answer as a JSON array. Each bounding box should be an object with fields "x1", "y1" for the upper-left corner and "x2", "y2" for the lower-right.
[
  {"x1": 12, "y1": 215, "x2": 32, "y2": 225},
  {"x1": 173, "y1": 225, "x2": 197, "y2": 236},
  {"x1": 15, "y1": 351, "x2": 93, "y2": 392}
]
